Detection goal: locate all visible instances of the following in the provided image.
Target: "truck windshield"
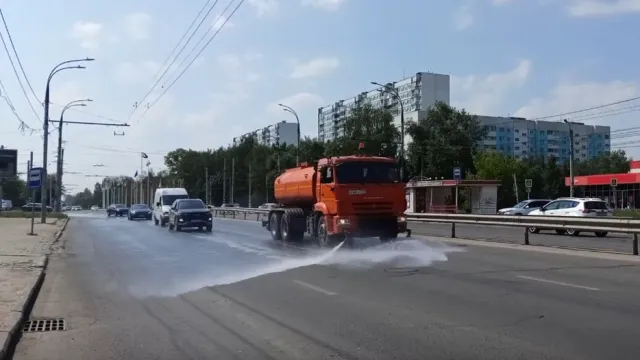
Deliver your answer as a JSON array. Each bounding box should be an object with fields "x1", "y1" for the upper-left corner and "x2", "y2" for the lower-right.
[
  {"x1": 162, "y1": 194, "x2": 188, "y2": 205},
  {"x1": 335, "y1": 161, "x2": 399, "y2": 184}
]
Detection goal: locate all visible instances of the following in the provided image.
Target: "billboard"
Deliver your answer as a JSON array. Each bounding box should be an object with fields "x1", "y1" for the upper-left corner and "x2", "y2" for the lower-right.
[{"x1": 0, "y1": 148, "x2": 18, "y2": 178}]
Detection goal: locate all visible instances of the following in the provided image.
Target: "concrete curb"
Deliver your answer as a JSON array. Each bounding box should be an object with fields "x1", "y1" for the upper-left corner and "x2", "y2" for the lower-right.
[{"x1": 0, "y1": 217, "x2": 70, "y2": 360}]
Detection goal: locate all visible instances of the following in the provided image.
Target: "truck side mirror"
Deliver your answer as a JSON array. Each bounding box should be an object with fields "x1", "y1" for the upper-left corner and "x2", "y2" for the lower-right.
[{"x1": 156, "y1": 202, "x2": 161, "y2": 207}]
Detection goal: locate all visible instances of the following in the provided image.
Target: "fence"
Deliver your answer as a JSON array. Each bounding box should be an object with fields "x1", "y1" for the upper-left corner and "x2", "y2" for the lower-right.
[{"x1": 209, "y1": 207, "x2": 640, "y2": 255}]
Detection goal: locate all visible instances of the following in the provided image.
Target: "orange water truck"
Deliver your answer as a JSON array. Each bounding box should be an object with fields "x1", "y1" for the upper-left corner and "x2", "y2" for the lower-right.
[{"x1": 262, "y1": 143, "x2": 409, "y2": 247}]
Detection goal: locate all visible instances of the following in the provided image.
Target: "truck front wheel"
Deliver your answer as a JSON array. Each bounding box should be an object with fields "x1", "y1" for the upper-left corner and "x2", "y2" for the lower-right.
[{"x1": 269, "y1": 212, "x2": 282, "y2": 241}]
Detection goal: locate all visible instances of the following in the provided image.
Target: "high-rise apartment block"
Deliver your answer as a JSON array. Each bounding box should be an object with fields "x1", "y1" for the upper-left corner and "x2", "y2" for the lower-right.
[
  {"x1": 232, "y1": 121, "x2": 299, "y2": 147},
  {"x1": 317, "y1": 72, "x2": 450, "y2": 142}
]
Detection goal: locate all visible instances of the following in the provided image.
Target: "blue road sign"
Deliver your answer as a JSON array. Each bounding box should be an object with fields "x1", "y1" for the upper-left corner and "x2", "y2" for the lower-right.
[
  {"x1": 453, "y1": 167, "x2": 462, "y2": 181},
  {"x1": 28, "y1": 167, "x2": 42, "y2": 189}
]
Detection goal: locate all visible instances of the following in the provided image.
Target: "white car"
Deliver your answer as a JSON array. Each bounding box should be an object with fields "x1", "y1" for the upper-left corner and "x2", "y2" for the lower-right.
[
  {"x1": 497, "y1": 199, "x2": 551, "y2": 215},
  {"x1": 527, "y1": 197, "x2": 612, "y2": 237},
  {"x1": 91, "y1": 205, "x2": 99, "y2": 211}
]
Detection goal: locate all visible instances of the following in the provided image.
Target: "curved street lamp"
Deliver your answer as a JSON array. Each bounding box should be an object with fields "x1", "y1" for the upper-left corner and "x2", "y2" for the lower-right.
[
  {"x1": 55, "y1": 98, "x2": 93, "y2": 211},
  {"x1": 278, "y1": 103, "x2": 300, "y2": 166},
  {"x1": 41, "y1": 58, "x2": 94, "y2": 221},
  {"x1": 372, "y1": 81, "x2": 405, "y2": 181}
]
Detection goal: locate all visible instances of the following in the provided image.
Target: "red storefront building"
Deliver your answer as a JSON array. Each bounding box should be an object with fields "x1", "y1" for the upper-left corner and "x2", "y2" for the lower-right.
[{"x1": 565, "y1": 160, "x2": 640, "y2": 209}]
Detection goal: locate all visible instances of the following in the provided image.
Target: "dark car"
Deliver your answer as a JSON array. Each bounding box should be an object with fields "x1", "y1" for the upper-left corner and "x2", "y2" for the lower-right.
[
  {"x1": 107, "y1": 204, "x2": 129, "y2": 217},
  {"x1": 128, "y1": 204, "x2": 152, "y2": 220},
  {"x1": 168, "y1": 199, "x2": 212, "y2": 232}
]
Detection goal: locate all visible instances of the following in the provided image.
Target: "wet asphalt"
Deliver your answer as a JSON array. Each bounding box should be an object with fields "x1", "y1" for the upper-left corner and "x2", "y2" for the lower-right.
[{"x1": 12, "y1": 211, "x2": 640, "y2": 360}]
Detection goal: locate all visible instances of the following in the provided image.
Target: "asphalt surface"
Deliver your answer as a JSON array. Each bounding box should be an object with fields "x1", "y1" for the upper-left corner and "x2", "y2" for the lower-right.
[
  {"x1": 216, "y1": 211, "x2": 639, "y2": 254},
  {"x1": 13, "y1": 211, "x2": 640, "y2": 360}
]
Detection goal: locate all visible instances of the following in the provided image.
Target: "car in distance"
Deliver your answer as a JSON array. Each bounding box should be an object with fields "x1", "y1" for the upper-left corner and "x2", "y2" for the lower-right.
[
  {"x1": 107, "y1": 204, "x2": 129, "y2": 217},
  {"x1": 128, "y1": 204, "x2": 152, "y2": 220},
  {"x1": 91, "y1": 205, "x2": 99, "y2": 211},
  {"x1": 168, "y1": 199, "x2": 212, "y2": 232},
  {"x1": 153, "y1": 188, "x2": 189, "y2": 227},
  {"x1": 497, "y1": 199, "x2": 551, "y2": 215}
]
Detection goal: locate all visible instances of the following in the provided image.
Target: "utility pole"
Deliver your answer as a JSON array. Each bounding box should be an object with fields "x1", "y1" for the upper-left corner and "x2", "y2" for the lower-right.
[
  {"x1": 223, "y1": 158, "x2": 227, "y2": 204},
  {"x1": 205, "y1": 166, "x2": 209, "y2": 205},
  {"x1": 146, "y1": 162, "x2": 151, "y2": 206},
  {"x1": 564, "y1": 119, "x2": 575, "y2": 197},
  {"x1": 231, "y1": 158, "x2": 235, "y2": 204},
  {"x1": 248, "y1": 164, "x2": 252, "y2": 207}
]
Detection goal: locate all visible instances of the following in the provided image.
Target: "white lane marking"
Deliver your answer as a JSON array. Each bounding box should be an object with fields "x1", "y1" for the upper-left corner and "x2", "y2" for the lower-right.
[
  {"x1": 516, "y1": 275, "x2": 601, "y2": 291},
  {"x1": 293, "y1": 280, "x2": 337, "y2": 296}
]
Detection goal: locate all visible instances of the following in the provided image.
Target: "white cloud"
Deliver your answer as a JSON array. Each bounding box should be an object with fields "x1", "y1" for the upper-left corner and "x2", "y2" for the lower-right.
[
  {"x1": 71, "y1": 21, "x2": 103, "y2": 50},
  {"x1": 248, "y1": 0, "x2": 279, "y2": 17},
  {"x1": 212, "y1": 13, "x2": 235, "y2": 31},
  {"x1": 451, "y1": 59, "x2": 532, "y2": 115},
  {"x1": 492, "y1": 0, "x2": 515, "y2": 5},
  {"x1": 453, "y1": 5, "x2": 474, "y2": 30},
  {"x1": 301, "y1": 0, "x2": 346, "y2": 11},
  {"x1": 115, "y1": 61, "x2": 162, "y2": 84},
  {"x1": 125, "y1": 12, "x2": 152, "y2": 40},
  {"x1": 290, "y1": 57, "x2": 340, "y2": 79},
  {"x1": 50, "y1": 81, "x2": 90, "y2": 106},
  {"x1": 567, "y1": 0, "x2": 640, "y2": 16},
  {"x1": 267, "y1": 92, "x2": 325, "y2": 116},
  {"x1": 514, "y1": 81, "x2": 639, "y2": 123}
]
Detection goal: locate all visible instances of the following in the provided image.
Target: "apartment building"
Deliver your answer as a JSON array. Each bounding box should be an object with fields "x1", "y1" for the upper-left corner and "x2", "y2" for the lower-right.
[
  {"x1": 478, "y1": 116, "x2": 611, "y2": 163},
  {"x1": 317, "y1": 72, "x2": 450, "y2": 142},
  {"x1": 232, "y1": 121, "x2": 299, "y2": 147}
]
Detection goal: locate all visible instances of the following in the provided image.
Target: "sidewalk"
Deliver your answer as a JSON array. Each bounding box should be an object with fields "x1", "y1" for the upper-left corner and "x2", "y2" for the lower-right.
[{"x1": 0, "y1": 218, "x2": 67, "y2": 359}]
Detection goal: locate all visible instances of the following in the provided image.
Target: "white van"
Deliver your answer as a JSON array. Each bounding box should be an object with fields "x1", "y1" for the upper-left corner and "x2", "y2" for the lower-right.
[{"x1": 153, "y1": 188, "x2": 188, "y2": 226}]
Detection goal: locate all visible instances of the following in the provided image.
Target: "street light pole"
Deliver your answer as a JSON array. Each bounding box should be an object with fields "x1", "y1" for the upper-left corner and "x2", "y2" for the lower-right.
[
  {"x1": 372, "y1": 81, "x2": 405, "y2": 181},
  {"x1": 41, "y1": 58, "x2": 94, "y2": 222},
  {"x1": 278, "y1": 103, "x2": 300, "y2": 166},
  {"x1": 56, "y1": 99, "x2": 92, "y2": 211},
  {"x1": 564, "y1": 119, "x2": 575, "y2": 197}
]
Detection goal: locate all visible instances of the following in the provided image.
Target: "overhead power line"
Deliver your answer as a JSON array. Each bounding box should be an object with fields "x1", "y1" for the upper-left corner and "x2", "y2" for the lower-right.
[
  {"x1": 139, "y1": 0, "x2": 246, "y2": 120},
  {"x1": 0, "y1": 9, "x2": 40, "y2": 105},
  {"x1": 531, "y1": 96, "x2": 640, "y2": 121},
  {"x1": 0, "y1": 13, "x2": 41, "y2": 124},
  {"x1": 128, "y1": 0, "x2": 219, "y2": 122}
]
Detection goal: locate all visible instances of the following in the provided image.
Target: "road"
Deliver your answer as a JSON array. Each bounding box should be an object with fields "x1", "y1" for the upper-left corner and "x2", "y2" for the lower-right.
[
  {"x1": 216, "y1": 211, "x2": 639, "y2": 254},
  {"x1": 12, "y1": 211, "x2": 640, "y2": 360}
]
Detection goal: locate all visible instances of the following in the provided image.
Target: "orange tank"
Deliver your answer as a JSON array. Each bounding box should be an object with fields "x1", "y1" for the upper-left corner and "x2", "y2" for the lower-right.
[{"x1": 273, "y1": 165, "x2": 317, "y2": 207}]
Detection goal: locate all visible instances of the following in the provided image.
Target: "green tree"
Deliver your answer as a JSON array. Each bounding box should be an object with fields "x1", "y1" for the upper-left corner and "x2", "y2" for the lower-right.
[
  {"x1": 575, "y1": 150, "x2": 630, "y2": 175},
  {"x1": 1, "y1": 178, "x2": 26, "y2": 206},
  {"x1": 472, "y1": 151, "x2": 524, "y2": 208},
  {"x1": 325, "y1": 103, "x2": 400, "y2": 158},
  {"x1": 406, "y1": 102, "x2": 486, "y2": 180}
]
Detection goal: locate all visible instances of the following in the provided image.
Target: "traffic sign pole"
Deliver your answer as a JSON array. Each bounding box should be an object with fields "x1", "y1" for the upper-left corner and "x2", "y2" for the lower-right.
[
  {"x1": 28, "y1": 151, "x2": 35, "y2": 235},
  {"x1": 453, "y1": 167, "x2": 462, "y2": 213},
  {"x1": 524, "y1": 179, "x2": 532, "y2": 200},
  {"x1": 611, "y1": 178, "x2": 618, "y2": 209}
]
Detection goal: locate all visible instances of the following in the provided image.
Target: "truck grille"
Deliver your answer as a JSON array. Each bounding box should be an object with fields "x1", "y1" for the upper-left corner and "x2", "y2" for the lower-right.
[{"x1": 352, "y1": 202, "x2": 393, "y2": 213}]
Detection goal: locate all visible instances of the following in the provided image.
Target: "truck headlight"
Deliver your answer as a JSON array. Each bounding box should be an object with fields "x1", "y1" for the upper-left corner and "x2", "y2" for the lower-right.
[
  {"x1": 338, "y1": 218, "x2": 350, "y2": 225},
  {"x1": 397, "y1": 216, "x2": 407, "y2": 223},
  {"x1": 208, "y1": 217, "x2": 212, "y2": 221}
]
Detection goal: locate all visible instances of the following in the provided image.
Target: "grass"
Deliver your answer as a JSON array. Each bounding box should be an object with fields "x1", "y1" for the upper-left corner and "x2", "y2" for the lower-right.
[
  {"x1": 0, "y1": 210, "x2": 68, "y2": 219},
  {"x1": 613, "y1": 209, "x2": 640, "y2": 219}
]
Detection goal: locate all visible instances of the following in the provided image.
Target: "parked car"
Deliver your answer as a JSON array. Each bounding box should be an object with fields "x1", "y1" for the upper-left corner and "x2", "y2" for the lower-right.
[
  {"x1": 1, "y1": 199, "x2": 13, "y2": 211},
  {"x1": 107, "y1": 204, "x2": 129, "y2": 217},
  {"x1": 527, "y1": 197, "x2": 612, "y2": 237},
  {"x1": 128, "y1": 204, "x2": 152, "y2": 220},
  {"x1": 91, "y1": 205, "x2": 99, "y2": 211},
  {"x1": 168, "y1": 199, "x2": 212, "y2": 232},
  {"x1": 497, "y1": 199, "x2": 551, "y2": 215},
  {"x1": 258, "y1": 203, "x2": 279, "y2": 210},
  {"x1": 21, "y1": 203, "x2": 52, "y2": 212}
]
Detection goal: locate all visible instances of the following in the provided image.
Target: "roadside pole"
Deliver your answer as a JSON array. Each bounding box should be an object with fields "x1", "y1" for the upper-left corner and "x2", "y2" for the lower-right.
[
  {"x1": 28, "y1": 151, "x2": 36, "y2": 235},
  {"x1": 525, "y1": 179, "x2": 532, "y2": 200}
]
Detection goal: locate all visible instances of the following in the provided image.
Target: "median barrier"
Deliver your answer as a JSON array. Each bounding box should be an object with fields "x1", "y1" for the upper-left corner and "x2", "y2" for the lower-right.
[{"x1": 209, "y1": 207, "x2": 640, "y2": 255}]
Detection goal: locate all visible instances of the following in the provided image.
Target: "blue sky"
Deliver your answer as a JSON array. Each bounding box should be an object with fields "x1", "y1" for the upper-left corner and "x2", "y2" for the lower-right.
[{"x1": 1, "y1": 0, "x2": 639, "y2": 192}]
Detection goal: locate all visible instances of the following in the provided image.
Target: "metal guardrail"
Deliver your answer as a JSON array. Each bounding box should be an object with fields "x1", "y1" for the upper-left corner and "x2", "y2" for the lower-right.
[{"x1": 209, "y1": 206, "x2": 640, "y2": 255}]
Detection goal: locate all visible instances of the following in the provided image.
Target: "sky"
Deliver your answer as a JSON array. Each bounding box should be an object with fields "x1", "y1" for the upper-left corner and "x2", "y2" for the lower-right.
[{"x1": 1, "y1": 0, "x2": 639, "y2": 193}]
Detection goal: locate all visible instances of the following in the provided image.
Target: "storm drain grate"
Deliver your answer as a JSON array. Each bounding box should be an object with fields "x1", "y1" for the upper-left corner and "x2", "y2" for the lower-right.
[{"x1": 23, "y1": 318, "x2": 66, "y2": 332}]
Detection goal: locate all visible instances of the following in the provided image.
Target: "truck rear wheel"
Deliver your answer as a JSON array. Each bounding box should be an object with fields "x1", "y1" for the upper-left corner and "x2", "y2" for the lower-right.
[
  {"x1": 269, "y1": 212, "x2": 282, "y2": 241},
  {"x1": 281, "y1": 213, "x2": 304, "y2": 243}
]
